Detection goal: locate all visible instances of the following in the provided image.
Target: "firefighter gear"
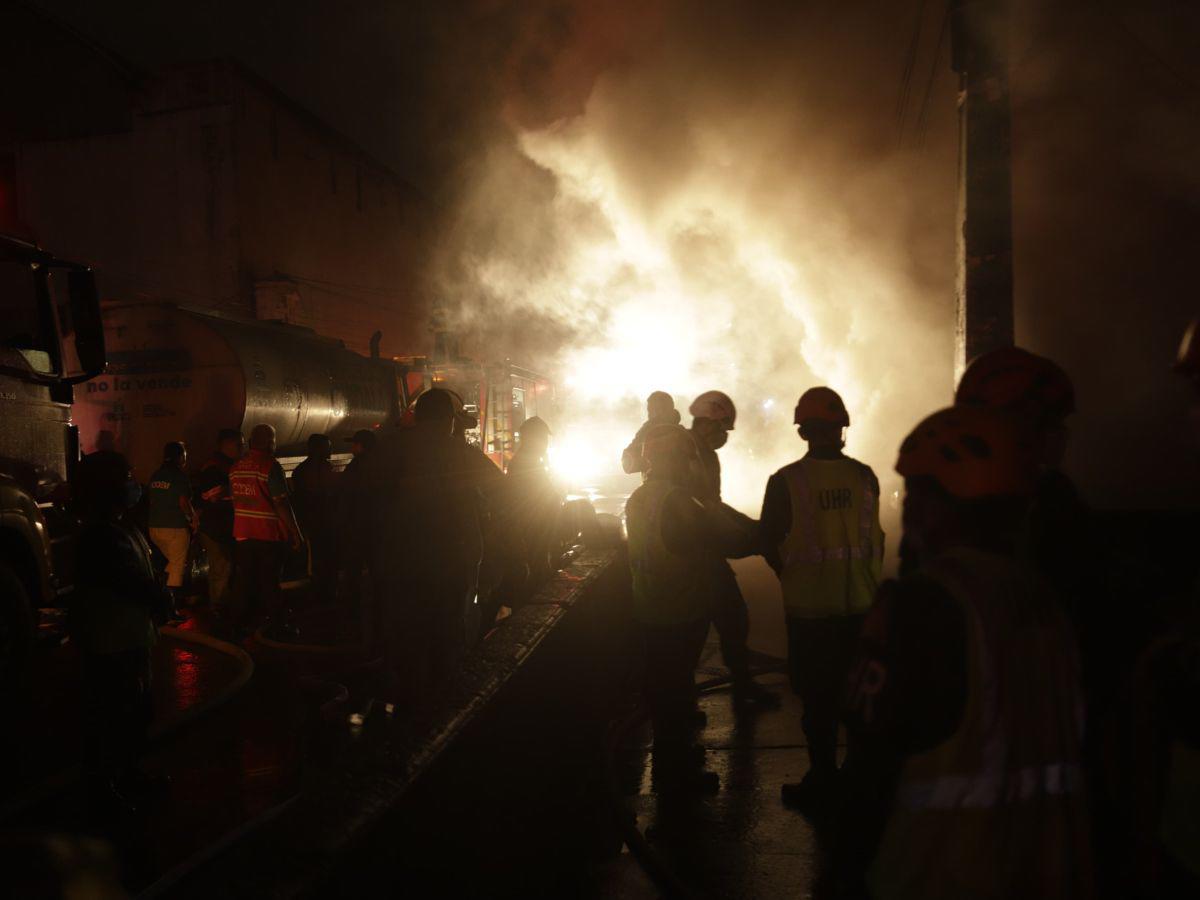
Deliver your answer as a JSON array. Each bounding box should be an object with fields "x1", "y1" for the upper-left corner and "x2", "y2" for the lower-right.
[
  {"x1": 955, "y1": 346, "x2": 1076, "y2": 422},
  {"x1": 863, "y1": 547, "x2": 1092, "y2": 900},
  {"x1": 688, "y1": 390, "x2": 737, "y2": 428},
  {"x1": 761, "y1": 393, "x2": 883, "y2": 803},
  {"x1": 896, "y1": 406, "x2": 1038, "y2": 500},
  {"x1": 774, "y1": 456, "x2": 883, "y2": 619},
  {"x1": 794, "y1": 386, "x2": 850, "y2": 428},
  {"x1": 628, "y1": 479, "x2": 707, "y2": 626},
  {"x1": 230, "y1": 450, "x2": 290, "y2": 542}
]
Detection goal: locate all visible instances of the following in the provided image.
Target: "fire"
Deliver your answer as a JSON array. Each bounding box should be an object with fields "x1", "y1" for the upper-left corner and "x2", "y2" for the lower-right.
[{"x1": 518, "y1": 123, "x2": 869, "y2": 511}]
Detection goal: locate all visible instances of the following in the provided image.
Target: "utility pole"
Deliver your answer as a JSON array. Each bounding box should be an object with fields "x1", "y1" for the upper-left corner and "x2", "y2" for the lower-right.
[{"x1": 951, "y1": 0, "x2": 1014, "y2": 380}]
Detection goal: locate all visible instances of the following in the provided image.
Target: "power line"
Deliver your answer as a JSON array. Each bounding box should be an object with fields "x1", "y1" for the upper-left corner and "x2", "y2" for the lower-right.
[
  {"x1": 915, "y1": 0, "x2": 952, "y2": 147},
  {"x1": 895, "y1": 0, "x2": 930, "y2": 142}
]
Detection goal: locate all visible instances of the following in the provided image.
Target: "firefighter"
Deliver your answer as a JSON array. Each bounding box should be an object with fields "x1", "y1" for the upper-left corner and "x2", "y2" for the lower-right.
[
  {"x1": 621, "y1": 390, "x2": 682, "y2": 475},
  {"x1": 626, "y1": 423, "x2": 749, "y2": 793},
  {"x1": 70, "y1": 451, "x2": 171, "y2": 814},
  {"x1": 506, "y1": 416, "x2": 562, "y2": 597},
  {"x1": 370, "y1": 389, "x2": 483, "y2": 703},
  {"x1": 446, "y1": 390, "x2": 506, "y2": 634},
  {"x1": 831, "y1": 405, "x2": 1092, "y2": 900},
  {"x1": 147, "y1": 441, "x2": 197, "y2": 618},
  {"x1": 193, "y1": 428, "x2": 244, "y2": 613},
  {"x1": 759, "y1": 387, "x2": 883, "y2": 812},
  {"x1": 291, "y1": 433, "x2": 339, "y2": 606},
  {"x1": 687, "y1": 390, "x2": 779, "y2": 709},
  {"x1": 229, "y1": 424, "x2": 304, "y2": 636}
]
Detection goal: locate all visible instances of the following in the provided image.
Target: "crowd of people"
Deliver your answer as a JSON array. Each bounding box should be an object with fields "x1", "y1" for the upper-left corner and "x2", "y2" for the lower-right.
[
  {"x1": 60, "y1": 325, "x2": 1200, "y2": 896},
  {"x1": 623, "y1": 331, "x2": 1200, "y2": 898},
  {"x1": 66, "y1": 387, "x2": 562, "y2": 814}
]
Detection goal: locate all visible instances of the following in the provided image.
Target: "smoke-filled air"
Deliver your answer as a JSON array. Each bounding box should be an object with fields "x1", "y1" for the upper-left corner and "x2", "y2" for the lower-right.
[{"x1": 432, "y1": 0, "x2": 959, "y2": 541}]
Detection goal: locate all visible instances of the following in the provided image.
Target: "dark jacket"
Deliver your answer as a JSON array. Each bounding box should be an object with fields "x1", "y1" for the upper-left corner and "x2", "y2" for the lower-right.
[
  {"x1": 193, "y1": 451, "x2": 236, "y2": 542},
  {"x1": 70, "y1": 519, "x2": 170, "y2": 654}
]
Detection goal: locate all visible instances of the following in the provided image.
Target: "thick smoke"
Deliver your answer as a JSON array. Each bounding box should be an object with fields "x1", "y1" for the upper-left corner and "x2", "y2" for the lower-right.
[{"x1": 433, "y1": 0, "x2": 959, "y2": 538}]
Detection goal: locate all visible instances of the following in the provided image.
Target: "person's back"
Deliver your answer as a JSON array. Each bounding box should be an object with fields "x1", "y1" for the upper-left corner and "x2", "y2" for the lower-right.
[
  {"x1": 863, "y1": 547, "x2": 1089, "y2": 900},
  {"x1": 622, "y1": 390, "x2": 682, "y2": 476},
  {"x1": 839, "y1": 406, "x2": 1092, "y2": 900},
  {"x1": 292, "y1": 451, "x2": 336, "y2": 530}
]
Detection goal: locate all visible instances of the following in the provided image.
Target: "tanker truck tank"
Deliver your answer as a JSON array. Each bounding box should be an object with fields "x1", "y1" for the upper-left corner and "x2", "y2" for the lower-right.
[{"x1": 75, "y1": 302, "x2": 399, "y2": 479}]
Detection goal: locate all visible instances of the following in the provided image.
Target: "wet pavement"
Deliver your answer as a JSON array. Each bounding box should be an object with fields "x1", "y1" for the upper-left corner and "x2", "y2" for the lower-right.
[{"x1": 605, "y1": 634, "x2": 831, "y2": 900}]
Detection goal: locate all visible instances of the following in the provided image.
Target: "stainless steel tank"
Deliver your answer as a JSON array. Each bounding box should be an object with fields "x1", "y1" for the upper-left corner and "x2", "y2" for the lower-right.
[{"x1": 75, "y1": 302, "x2": 398, "y2": 479}]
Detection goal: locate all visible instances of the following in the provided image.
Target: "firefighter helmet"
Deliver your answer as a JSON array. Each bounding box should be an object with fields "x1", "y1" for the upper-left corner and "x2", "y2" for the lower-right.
[
  {"x1": 955, "y1": 347, "x2": 1075, "y2": 421},
  {"x1": 1175, "y1": 317, "x2": 1200, "y2": 376},
  {"x1": 689, "y1": 390, "x2": 736, "y2": 428},
  {"x1": 444, "y1": 389, "x2": 479, "y2": 429},
  {"x1": 794, "y1": 387, "x2": 850, "y2": 428},
  {"x1": 896, "y1": 406, "x2": 1038, "y2": 499},
  {"x1": 414, "y1": 388, "x2": 456, "y2": 421}
]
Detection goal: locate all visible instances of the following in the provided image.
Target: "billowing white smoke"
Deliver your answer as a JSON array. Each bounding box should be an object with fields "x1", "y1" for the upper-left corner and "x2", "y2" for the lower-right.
[{"x1": 443, "y1": 0, "x2": 959, "y2": 563}]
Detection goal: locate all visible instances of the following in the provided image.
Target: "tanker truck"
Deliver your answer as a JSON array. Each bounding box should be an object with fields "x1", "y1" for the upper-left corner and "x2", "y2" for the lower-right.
[
  {"x1": 74, "y1": 302, "x2": 403, "y2": 479},
  {"x1": 0, "y1": 234, "x2": 105, "y2": 681}
]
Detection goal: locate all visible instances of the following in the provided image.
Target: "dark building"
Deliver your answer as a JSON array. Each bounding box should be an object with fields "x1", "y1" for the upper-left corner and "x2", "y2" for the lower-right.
[{"x1": 2, "y1": 5, "x2": 430, "y2": 359}]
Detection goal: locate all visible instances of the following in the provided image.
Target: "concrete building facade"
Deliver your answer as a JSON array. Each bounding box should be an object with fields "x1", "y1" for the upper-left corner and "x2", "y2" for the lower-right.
[{"x1": 4, "y1": 30, "x2": 430, "y2": 359}]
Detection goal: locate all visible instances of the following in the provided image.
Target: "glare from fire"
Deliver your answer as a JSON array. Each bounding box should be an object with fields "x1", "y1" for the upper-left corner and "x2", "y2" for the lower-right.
[{"x1": 515, "y1": 122, "x2": 877, "y2": 512}]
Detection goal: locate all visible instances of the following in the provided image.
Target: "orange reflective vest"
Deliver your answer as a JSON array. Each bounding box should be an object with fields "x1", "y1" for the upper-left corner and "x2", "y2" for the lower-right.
[
  {"x1": 867, "y1": 547, "x2": 1093, "y2": 900},
  {"x1": 230, "y1": 450, "x2": 288, "y2": 542}
]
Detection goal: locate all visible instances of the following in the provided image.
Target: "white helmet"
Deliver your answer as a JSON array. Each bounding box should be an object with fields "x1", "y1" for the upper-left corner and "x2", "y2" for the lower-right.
[{"x1": 688, "y1": 390, "x2": 737, "y2": 428}]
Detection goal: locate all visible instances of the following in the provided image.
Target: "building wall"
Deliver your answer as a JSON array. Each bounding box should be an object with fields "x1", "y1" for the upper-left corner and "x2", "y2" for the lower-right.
[
  {"x1": 223, "y1": 62, "x2": 431, "y2": 358},
  {"x1": 15, "y1": 104, "x2": 243, "y2": 312}
]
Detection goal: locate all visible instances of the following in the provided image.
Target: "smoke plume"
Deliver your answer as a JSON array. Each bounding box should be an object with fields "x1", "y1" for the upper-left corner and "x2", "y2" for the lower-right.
[{"x1": 432, "y1": 0, "x2": 959, "y2": 531}]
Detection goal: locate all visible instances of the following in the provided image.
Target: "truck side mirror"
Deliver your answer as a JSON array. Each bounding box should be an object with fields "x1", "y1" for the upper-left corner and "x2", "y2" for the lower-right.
[{"x1": 64, "y1": 268, "x2": 105, "y2": 382}]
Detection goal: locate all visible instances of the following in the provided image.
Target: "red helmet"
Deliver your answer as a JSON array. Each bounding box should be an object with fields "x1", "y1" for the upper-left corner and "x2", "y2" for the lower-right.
[
  {"x1": 794, "y1": 386, "x2": 850, "y2": 428},
  {"x1": 955, "y1": 347, "x2": 1075, "y2": 422},
  {"x1": 896, "y1": 406, "x2": 1038, "y2": 500}
]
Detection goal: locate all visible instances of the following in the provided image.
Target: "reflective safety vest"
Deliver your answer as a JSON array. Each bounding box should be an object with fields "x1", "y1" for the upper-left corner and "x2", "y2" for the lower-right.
[
  {"x1": 867, "y1": 547, "x2": 1093, "y2": 900},
  {"x1": 626, "y1": 480, "x2": 707, "y2": 626},
  {"x1": 230, "y1": 450, "x2": 289, "y2": 542},
  {"x1": 777, "y1": 456, "x2": 883, "y2": 618}
]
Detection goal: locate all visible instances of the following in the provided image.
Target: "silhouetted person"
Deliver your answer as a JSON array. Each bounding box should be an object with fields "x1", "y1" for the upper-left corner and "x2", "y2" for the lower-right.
[
  {"x1": 229, "y1": 424, "x2": 303, "y2": 636},
  {"x1": 193, "y1": 429, "x2": 244, "y2": 613},
  {"x1": 626, "y1": 423, "x2": 753, "y2": 794},
  {"x1": 759, "y1": 387, "x2": 883, "y2": 814},
  {"x1": 834, "y1": 406, "x2": 1092, "y2": 899},
  {"x1": 688, "y1": 390, "x2": 778, "y2": 709},
  {"x1": 339, "y1": 428, "x2": 377, "y2": 622},
  {"x1": 505, "y1": 416, "x2": 562, "y2": 599},
  {"x1": 292, "y1": 433, "x2": 338, "y2": 606},
  {"x1": 621, "y1": 390, "x2": 681, "y2": 475},
  {"x1": 70, "y1": 451, "x2": 171, "y2": 814},
  {"x1": 446, "y1": 390, "x2": 505, "y2": 635},
  {"x1": 147, "y1": 441, "x2": 196, "y2": 618},
  {"x1": 369, "y1": 389, "x2": 482, "y2": 705}
]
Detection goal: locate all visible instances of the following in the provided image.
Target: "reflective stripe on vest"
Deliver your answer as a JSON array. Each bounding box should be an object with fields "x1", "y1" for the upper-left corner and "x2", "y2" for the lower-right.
[
  {"x1": 867, "y1": 548, "x2": 1093, "y2": 900},
  {"x1": 230, "y1": 451, "x2": 288, "y2": 542},
  {"x1": 777, "y1": 457, "x2": 883, "y2": 617},
  {"x1": 626, "y1": 480, "x2": 706, "y2": 626}
]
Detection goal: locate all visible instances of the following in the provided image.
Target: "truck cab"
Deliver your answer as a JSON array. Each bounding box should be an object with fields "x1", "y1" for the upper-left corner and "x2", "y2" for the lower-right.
[{"x1": 0, "y1": 234, "x2": 105, "y2": 683}]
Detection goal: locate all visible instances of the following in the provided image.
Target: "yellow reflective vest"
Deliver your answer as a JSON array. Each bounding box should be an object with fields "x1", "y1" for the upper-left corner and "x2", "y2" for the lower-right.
[
  {"x1": 776, "y1": 456, "x2": 883, "y2": 618},
  {"x1": 626, "y1": 480, "x2": 707, "y2": 626},
  {"x1": 867, "y1": 548, "x2": 1093, "y2": 900}
]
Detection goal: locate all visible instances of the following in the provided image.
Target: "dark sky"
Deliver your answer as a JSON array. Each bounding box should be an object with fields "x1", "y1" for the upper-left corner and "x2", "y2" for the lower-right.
[{"x1": 24, "y1": 0, "x2": 1200, "y2": 509}]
